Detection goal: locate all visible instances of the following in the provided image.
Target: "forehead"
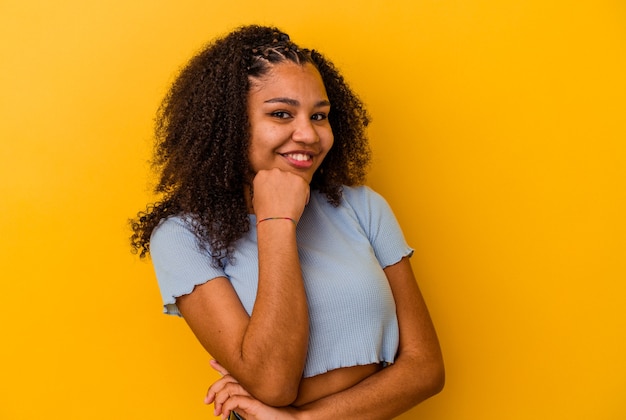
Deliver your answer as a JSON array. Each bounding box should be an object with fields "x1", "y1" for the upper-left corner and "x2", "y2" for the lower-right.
[{"x1": 247, "y1": 62, "x2": 327, "y2": 98}]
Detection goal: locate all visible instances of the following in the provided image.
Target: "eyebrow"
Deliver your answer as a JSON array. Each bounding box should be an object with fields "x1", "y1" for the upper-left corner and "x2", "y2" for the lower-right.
[{"x1": 264, "y1": 97, "x2": 331, "y2": 107}]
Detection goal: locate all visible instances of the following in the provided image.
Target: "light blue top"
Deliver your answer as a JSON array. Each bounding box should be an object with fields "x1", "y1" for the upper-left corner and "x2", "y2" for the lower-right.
[{"x1": 150, "y1": 185, "x2": 413, "y2": 378}]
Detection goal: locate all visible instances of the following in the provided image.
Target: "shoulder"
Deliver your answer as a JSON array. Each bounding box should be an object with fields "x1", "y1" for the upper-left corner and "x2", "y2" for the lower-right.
[
  {"x1": 150, "y1": 215, "x2": 199, "y2": 256},
  {"x1": 339, "y1": 185, "x2": 391, "y2": 214},
  {"x1": 306, "y1": 185, "x2": 393, "y2": 219},
  {"x1": 151, "y1": 214, "x2": 187, "y2": 237},
  {"x1": 340, "y1": 184, "x2": 380, "y2": 201},
  {"x1": 151, "y1": 215, "x2": 190, "y2": 236},
  {"x1": 318, "y1": 185, "x2": 397, "y2": 236}
]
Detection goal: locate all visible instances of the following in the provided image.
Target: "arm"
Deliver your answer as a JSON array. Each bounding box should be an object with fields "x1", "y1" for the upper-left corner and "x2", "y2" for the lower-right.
[
  {"x1": 177, "y1": 168, "x2": 310, "y2": 406},
  {"x1": 218, "y1": 256, "x2": 444, "y2": 419},
  {"x1": 297, "y1": 257, "x2": 444, "y2": 418}
]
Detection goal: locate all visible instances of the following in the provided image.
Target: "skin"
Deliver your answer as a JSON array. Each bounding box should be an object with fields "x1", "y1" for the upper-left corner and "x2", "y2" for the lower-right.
[
  {"x1": 208, "y1": 258, "x2": 445, "y2": 420},
  {"x1": 180, "y1": 61, "x2": 445, "y2": 419},
  {"x1": 177, "y1": 62, "x2": 334, "y2": 405},
  {"x1": 246, "y1": 61, "x2": 334, "y2": 188}
]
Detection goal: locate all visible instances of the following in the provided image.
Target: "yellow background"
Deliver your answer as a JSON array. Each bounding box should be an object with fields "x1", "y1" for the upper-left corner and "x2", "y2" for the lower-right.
[{"x1": 2, "y1": 0, "x2": 625, "y2": 418}]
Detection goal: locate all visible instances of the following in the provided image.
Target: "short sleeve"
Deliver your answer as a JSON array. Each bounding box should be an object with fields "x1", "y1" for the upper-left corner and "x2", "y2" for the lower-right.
[
  {"x1": 149, "y1": 216, "x2": 226, "y2": 316},
  {"x1": 346, "y1": 186, "x2": 414, "y2": 268}
]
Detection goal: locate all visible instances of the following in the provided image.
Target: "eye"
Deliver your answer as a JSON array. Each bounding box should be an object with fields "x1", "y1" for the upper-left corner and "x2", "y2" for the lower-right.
[
  {"x1": 311, "y1": 113, "x2": 328, "y2": 121},
  {"x1": 270, "y1": 111, "x2": 292, "y2": 119}
]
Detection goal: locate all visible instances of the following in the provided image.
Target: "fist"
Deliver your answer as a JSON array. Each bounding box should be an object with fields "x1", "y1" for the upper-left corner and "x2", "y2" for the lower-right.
[{"x1": 252, "y1": 168, "x2": 310, "y2": 222}]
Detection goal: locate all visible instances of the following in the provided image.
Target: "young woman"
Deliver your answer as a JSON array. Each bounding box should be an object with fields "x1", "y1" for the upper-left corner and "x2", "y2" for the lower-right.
[{"x1": 131, "y1": 25, "x2": 444, "y2": 419}]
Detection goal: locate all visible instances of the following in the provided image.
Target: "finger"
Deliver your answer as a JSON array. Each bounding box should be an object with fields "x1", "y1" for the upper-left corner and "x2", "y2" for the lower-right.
[
  {"x1": 212, "y1": 380, "x2": 251, "y2": 416},
  {"x1": 213, "y1": 381, "x2": 250, "y2": 405},
  {"x1": 210, "y1": 359, "x2": 230, "y2": 376},
  {"x1": 204, "y1": 374, "x2": 238, "y2": 404},
  {"x1": 220, "y1": 395, "x2": 257, "y2": 420}
]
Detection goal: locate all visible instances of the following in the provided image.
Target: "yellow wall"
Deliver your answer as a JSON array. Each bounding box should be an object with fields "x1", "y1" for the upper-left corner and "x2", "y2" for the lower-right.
[{"x1": 2, "y1": 1, "x2": 624, "y2": 418}]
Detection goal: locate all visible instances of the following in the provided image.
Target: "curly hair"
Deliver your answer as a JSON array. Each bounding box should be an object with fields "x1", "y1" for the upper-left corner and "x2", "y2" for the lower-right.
[{"x1": 130, "y1": 25, "x2": 371, "y2": 266}]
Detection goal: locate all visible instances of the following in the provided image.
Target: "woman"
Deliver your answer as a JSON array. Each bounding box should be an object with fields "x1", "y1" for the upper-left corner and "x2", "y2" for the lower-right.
[{"x1": 131, "y1": 25, "x2": 444, "y2": 419}]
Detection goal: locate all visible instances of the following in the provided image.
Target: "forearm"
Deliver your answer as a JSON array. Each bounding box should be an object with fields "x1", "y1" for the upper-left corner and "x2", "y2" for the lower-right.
[
  {"x1": 212, "y1": 258, "x2": 444, "y2": 418},
  {"x1": 178, "y1": 218, "x2": 309, "y2": 405},
  {"x1": 213, "y1": 354, "x2": 444, "y2": 419},
  {"x1": 296, "y1": 258, "x2": 444, "y2": 419},
  {"x1": 238, "y1": 219, "x2": 309, "y2": 401},
  {"x1": 181, "y1": 169, "x2": 312, "y2": 406},
  {"x1": 296, "y1": 355, "x2": 444, "y2": 420}
]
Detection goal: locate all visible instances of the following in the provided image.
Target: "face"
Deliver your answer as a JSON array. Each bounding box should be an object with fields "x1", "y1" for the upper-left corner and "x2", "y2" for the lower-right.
[{"x1": 247, "y1": 61, "x2": 334, "y2": 184}]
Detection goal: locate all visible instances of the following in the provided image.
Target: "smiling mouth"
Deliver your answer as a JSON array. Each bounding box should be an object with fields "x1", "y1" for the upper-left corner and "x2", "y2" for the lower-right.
[{"x1": 282, "y1": 153, "x2": 312, "y2": 162}]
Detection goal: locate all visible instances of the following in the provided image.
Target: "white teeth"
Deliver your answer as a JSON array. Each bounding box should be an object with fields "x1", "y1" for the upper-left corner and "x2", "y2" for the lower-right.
[{"x1": 285, "y1": 153, "x2": 311, "y2": 161}]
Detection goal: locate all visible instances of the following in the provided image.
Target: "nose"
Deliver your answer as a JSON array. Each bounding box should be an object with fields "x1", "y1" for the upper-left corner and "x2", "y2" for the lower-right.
[{"x1": 291, "y1": 116, "x2": 319, "y2": 144}]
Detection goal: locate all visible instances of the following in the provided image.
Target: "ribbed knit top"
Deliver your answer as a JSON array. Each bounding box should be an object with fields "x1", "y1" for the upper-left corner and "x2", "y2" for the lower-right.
[{"x1": 150, "y1": 185, "x2": 413, "y2": 378}]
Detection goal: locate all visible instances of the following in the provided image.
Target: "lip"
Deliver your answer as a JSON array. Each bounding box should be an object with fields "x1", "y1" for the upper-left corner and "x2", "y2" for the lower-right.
[{"x1": 280, "y1": 151, "x2": 316, "y2": 169}]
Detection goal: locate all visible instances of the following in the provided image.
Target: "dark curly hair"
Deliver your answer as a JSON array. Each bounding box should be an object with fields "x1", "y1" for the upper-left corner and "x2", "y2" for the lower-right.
[{"x1": 130, "y1": 25, "x2": 371, "y2": 266}]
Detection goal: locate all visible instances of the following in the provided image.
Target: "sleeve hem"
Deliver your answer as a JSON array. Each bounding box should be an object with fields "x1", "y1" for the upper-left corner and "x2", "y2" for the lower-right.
[{"x1": 381, "y1": 247, "x2": 414, "y2": 269}]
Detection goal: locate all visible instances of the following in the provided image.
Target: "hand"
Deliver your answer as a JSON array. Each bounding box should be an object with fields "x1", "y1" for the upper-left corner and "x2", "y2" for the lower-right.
[
  {"x1": 205, "y1": 359, "x2": 252, "y2": 418},
  {"x1": 207, "y1": 359, "x2": 300, "y2": 420},
  {"x1": 252, "y1": 168, "x2": 310, "y2": 223},
  {"x1": 220, "y1": 394, "x2": 300, "y2": 420}
]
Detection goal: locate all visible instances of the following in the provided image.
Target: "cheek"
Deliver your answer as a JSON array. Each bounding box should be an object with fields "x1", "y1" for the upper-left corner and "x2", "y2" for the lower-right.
[
  {"x1": 247, "y1": 136, "x2": 263, "y2": 168},
  {"x1": 252, "y1": 123, "x2": 283, "y2": 146},
  {"x1": 247, "y1": 132, "x2": 278, "y2": 171},
  {"x1": 323, "y1": 129, "x2": 335, "y2": 150}
]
